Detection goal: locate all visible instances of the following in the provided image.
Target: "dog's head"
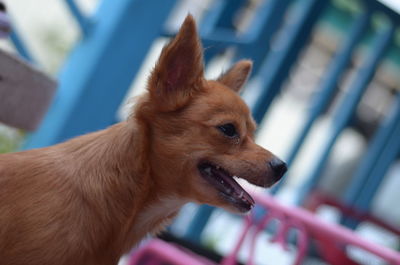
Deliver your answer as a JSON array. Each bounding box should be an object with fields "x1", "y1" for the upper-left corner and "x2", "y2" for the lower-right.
[{"x1": 135, "y1": 15, "x2": 286, "y2": 213}]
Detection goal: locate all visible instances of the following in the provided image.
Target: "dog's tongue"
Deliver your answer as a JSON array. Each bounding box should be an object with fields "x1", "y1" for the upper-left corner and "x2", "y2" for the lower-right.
[{"x1": 212, "y1": 167, "x2": 255, "y2": 205}]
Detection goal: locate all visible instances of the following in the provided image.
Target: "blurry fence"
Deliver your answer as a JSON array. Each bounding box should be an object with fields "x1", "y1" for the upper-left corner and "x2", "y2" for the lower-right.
[{"x1": 183, "y1": 0, "x2": 400, "y2": 242}]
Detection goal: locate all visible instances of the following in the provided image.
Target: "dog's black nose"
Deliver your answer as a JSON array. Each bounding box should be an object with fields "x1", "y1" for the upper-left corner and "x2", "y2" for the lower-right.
[{"x1": 268, "y1": 158, "x2": 287, "y2": 180}]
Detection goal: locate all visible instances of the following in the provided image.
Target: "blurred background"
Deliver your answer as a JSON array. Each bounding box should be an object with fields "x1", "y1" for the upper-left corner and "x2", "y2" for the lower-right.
[{"x1": 0, "y1": 0, "x2": 400, "y2": 264}]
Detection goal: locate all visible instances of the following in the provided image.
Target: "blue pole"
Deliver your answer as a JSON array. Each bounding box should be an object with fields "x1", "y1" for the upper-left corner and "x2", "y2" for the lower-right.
[
  {"x1": 243, "y1": 0, "x2": 328, "y2": 124},
  {"x1": 354, "y1": 116, "x2": 400, "y2": 211},
  {"x1": 10, "y1": 30, "x2": 34, "y2": 63},
  {"x1": 341, "y1": 94, "x2": 400, "y2": 228},
  {"x1": 200, "y1": 0, "x2": 245, "y2": 63},
  {"x1": 271, "y1": 10, "x2": 371, "y2": 194},
  {"x1": 200, "y1": 0, "x2": 291, "y2": 70},
  {"x1": 296, "y1": 24, "x2": 395, "y2": 205},
  {"x1": 183, "y1": 204, "x2": 215, "y2": 243},
  {"x1": 64, "y1": 0, "x2": 93, "y2": 36},
  {"x1": 24, "y1": 0, "x2": 177, "y2": 149},
  {"x1": 343, "y1": 93, "x2": 400, "y2": 205},
  {"x1": 236, "y1": 0, "x2": 292, "y2": 75}
]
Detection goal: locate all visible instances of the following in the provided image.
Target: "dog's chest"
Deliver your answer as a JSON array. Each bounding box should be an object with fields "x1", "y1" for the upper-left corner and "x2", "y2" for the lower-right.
[{"x1": 125, "y1": 197, "x2": 184, "y2": 247}]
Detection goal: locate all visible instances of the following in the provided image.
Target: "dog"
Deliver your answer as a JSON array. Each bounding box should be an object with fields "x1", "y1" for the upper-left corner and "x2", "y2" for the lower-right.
[{"x1": 0, "y1": 15, "x2": 286, "y2": 265}]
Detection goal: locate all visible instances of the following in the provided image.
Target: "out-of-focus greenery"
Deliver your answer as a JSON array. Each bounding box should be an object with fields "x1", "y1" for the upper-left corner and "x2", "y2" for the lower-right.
[
  {"x1": 39, "y1": 25, "x2": 75, "y2": 75},
  {"x1": 0, "y1": 127, "x2": 25, "y2": 153},
  {"x1": 203, "y1": 236, "x2": 220, "y2": 252},
  {"x1": 332, "y1": 0, "x2": 363, "y2": 14}
]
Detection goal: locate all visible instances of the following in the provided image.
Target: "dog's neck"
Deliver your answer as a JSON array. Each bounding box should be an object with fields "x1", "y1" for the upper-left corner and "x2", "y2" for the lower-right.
[{"x1": 56, "y1": 120, "x2": 185, "y2": 254}]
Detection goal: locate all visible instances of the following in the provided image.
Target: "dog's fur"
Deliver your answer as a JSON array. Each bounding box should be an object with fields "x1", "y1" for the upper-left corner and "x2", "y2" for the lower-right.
[{"x1": 0, "y1": 15, "x2": 284, "y2": 265}]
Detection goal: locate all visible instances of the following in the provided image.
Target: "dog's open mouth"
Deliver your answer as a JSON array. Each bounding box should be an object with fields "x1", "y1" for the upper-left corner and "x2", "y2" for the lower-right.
[{"x1": 198, "y1": 162, "x2": 255, "y2": 213}]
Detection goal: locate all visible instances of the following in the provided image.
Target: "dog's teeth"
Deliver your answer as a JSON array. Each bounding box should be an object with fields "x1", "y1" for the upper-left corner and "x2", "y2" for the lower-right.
[{"x1": 239, "y1": 191, "x2": 244, "y2": 198}]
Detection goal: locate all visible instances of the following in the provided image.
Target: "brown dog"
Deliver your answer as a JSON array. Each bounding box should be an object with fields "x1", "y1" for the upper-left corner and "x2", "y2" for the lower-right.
[{"x1": 0, "y1": 15, "x2": 286, "y2": 265}]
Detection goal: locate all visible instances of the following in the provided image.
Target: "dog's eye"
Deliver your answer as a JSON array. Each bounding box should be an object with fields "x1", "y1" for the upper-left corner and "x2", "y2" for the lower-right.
[{"x1": 217, "y1": 123, "x2": 238, "y2": 138}]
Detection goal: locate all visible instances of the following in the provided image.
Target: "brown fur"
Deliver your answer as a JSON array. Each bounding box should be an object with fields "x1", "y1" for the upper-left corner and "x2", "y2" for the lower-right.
[{"x1": 0, "y1": 15, "x2": 282, "y2": 265}]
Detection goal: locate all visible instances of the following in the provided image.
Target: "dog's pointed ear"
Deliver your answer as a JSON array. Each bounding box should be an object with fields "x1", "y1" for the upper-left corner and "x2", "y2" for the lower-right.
[
  {"x1": 217, "y1": 60, "x2": 252, "y2": 93},
  {"x1": 148, "y1": 15, "x2": 204, "y2": 112}
]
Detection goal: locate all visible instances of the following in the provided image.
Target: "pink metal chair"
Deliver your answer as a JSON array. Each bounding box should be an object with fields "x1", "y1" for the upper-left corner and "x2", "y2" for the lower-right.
[
  {"x1": 221, "y1": 202, "x2": 309, "y2": 265},
  {"x1": 251, "y1": 192, "x2": 400, "y2": 265},
  {"x1": 128, "y1": 192, "x2": 400, "y2": 265},
  {"x1": 127, "y1": 239, "x2": 215, "y2": 265},
  {"x1": 305, "y1": 190, "x2": 400, "y2": 237}
]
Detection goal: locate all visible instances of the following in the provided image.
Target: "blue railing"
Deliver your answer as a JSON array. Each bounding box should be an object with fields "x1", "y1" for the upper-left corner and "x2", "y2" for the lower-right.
[{"x1": 181, "y1": 0, "x2": 400, "y2": 241}]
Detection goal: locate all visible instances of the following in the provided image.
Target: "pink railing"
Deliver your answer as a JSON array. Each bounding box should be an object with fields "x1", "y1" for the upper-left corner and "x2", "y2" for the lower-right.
[{"x1": 128, "y1": 192, "x2": 400, "y2": 265}]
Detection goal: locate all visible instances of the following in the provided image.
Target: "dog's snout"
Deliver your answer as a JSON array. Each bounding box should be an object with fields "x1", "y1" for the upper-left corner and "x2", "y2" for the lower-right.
[{"x1": 268, "y1": 158, "x2": 287, "y2": 180}]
